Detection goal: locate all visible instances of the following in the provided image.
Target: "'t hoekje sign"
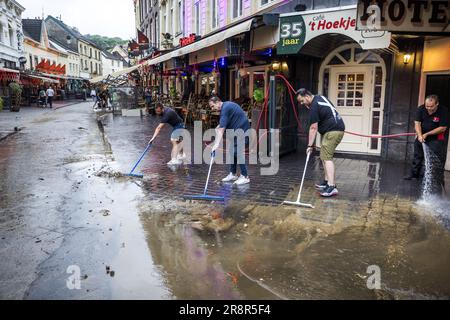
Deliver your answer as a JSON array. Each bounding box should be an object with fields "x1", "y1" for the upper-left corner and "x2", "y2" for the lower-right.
[
  {"x1": 356, "y1": 0, "x2": 450, "y2": 33},
  {"x1": 277, "y1": 6, "x2": 392, "y2": 55}
]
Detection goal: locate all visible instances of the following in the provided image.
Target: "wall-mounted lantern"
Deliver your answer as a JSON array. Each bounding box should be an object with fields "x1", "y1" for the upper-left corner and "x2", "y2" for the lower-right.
[{"x1": 403, "y1": 53, "x2": 412, "y2": 65}]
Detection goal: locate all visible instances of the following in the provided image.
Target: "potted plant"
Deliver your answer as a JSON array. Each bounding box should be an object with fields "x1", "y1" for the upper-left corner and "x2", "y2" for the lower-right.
[
  {"x1": 253, "y1": 87, "x2": 264, "y2": 106},
  {"x1": 9, "y1": 82, "x2": 23, "y2": 112},
  {"x1": 169, "y1": 86, "x2": 178, "y2": 99}
]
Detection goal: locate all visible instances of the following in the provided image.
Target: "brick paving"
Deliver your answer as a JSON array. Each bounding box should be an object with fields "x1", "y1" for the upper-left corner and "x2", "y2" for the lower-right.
[{"x1": 101, "y1": 114, "x2": 450, "y2": 206}]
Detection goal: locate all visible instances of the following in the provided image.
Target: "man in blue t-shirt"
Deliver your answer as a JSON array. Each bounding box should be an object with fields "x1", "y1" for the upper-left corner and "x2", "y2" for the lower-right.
[
  {"x1": 149, "y1": 103, "x2": 186, "y2": 165},
  {"x1": 209, "y1": 96, "x2": 250, "y2": 185}
]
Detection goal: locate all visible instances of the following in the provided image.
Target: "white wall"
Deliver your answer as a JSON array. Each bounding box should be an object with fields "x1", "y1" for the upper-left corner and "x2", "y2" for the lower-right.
[
  {"x1": 24, "y1": 41, "x2": 60, "y2": 70},
  {"x1": 101, "y1": 53, "x2": 125, "y2": 76},
  {"x1": 0, "y1": 0, "x2": 24, "y2": 68}
]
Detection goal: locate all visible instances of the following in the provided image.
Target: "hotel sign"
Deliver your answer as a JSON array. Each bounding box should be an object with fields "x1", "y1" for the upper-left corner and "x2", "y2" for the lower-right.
[
  {"x1": 356, "y1": 0, "x2": 450, "y2": 33},
  {"x1": 277, "y1": 7, "x2": 391, "y2": 55}
]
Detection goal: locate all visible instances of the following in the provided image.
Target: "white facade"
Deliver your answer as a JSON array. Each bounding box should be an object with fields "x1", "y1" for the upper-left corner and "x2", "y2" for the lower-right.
[
  {"x1": 101, "y1": 52, "x2": 125, "y2": 76},
  {"x1": 111, "y1": 45, "x2": 131, "y2": 64},
  {"x1": 78, "y1": 39, "x2": 102, "y2": 78},
  {"x1": 0, "y1": 0, "x2": 25, "y2": 68},
  {"x1": 23, "y1": 20, "x2": 69, "y2": 77},
  {"x1": 50, "y1": 40, "x2": 80, "y2": 78},
  {"x1": 159, "y1": 0, "x2": 184, "y2": 50}
]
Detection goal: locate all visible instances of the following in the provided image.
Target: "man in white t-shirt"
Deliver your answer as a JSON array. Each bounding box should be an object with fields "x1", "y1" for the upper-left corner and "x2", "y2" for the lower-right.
[{"x1": 46, "y1": 86, "x2": 55, "y2": 108}]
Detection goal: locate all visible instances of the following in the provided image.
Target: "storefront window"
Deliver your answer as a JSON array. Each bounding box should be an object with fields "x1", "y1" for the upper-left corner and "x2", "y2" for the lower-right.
[
  {"x1": 337, "y1": 72, "x2": 365, "y2": 108},
  {"x1": 373, "y1": 66, "x2": 383, "y2": 108},
  {"x1": 199, "y1": 74, "x2": 216, "y2": 96},
  {"x1": 371, "y1": 111, "x2": 381, "y2": 150},
  {"x1": 323, "y1": 68, "x2": 329, "y2": 97},
  {"x1": 208, "y1": 75, "x2": 215, "y2": 94},
  {"x1": 239, "y1": 73, "x2": 250, "y2": 98},
  {"x1": 230, "y1": 70, "x2": 237, "y2": 99},
  {"x1": 232, "y1": 0, "x2": 243, "y2": 19},
  {"x1": 212, "y1": 0, "x2": 219, "y2": 28},
  {"x1": 195, "y1": 2, "x2": 200, "y2": 35}
]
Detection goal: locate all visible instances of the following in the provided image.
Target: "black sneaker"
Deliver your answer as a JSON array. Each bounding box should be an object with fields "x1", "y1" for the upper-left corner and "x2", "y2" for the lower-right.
[
  {"x1": 320, "y1": 185, "x2": 338, "y2": 197},
  {"x1": 315, "y1": 180, "x2": 328, "y2": 190}
]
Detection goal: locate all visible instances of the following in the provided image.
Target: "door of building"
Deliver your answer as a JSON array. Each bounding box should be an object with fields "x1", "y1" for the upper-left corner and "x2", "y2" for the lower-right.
[
  {"x1": 329, "y1": 66, "x2": 373, "y2": 153},
  {"x1": 425, "y1": 73, "x2": 450, "y2": 170}
]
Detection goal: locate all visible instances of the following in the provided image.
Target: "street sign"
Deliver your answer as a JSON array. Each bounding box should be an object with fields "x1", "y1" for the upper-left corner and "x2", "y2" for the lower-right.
[{"x1": 277, "y1": 6, "x2": 392, "y2": 55}]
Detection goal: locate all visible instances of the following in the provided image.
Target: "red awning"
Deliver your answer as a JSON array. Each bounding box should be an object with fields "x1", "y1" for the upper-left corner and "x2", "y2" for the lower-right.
[
  {"x1": 0, "y1": 67, "x2": 20, "y2": 82},
  {"x1": 35, "y1": 59, "x2": 66, "y2": 76}
]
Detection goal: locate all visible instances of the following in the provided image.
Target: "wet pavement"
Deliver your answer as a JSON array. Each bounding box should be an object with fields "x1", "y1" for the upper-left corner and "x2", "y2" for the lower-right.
[
  {"x1": 1, "y1": 103, "x2": 449, "y2": 299},
  {"x1": 0, "y1": 100, "x2": 81, "y2": 141}
]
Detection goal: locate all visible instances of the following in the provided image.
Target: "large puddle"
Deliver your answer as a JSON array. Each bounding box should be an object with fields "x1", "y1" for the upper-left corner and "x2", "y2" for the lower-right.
[{"x1": 137, "y1": 194, "x2": 450, "y2": 299}]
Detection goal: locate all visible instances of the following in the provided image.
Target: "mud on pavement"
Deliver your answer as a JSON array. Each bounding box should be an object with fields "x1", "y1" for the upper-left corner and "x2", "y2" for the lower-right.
[{"x1": 127, "y1": 189, "x2": 450, "y2": 299}]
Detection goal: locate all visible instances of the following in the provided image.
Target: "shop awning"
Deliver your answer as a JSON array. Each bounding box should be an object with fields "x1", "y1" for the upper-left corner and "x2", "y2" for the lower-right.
[
  {"x1": 0, "y1": 67, "x2": 20, "y2": 82},
  {"x1": 146, "y1": 18, "x2": 255, "y2": 66},
  {"x1": 0, "y1": 67, "x2": 20, "y2": 74},
  {"x1": 22, "y1": 74, "x2": 60, "y2": 84},
  {"x1": 90, "y1": 65, "x2": 141, "y2": 84},
  {"x1": 39, "y1": 73, "x2": 68, "y2": 80}
]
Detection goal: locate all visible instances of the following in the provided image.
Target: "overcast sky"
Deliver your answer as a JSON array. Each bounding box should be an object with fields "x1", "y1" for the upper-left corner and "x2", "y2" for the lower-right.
[{"x1": 19, "y1": 0, "x2": 136, "y2": 39}]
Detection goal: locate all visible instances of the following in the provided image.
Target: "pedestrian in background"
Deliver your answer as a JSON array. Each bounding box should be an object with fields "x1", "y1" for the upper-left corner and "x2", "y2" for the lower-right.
[
  {"x1": 90, "y1": 88, "x2": 97, "y2": 102},
  {"x1": 46, "y1": 86, "x2": 55, "y2": 109},
  {"x1": 144, "y1": 88, "x2": 152, "y2": 110},
  {"x1": 39, "y1": 87, "x2": 47, "y2": 107}
]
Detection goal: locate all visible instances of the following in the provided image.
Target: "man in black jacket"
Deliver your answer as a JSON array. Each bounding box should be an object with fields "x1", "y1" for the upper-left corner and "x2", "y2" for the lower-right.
[{"x1": 405, "y1": 95, "x2": 448, "y2": 189}]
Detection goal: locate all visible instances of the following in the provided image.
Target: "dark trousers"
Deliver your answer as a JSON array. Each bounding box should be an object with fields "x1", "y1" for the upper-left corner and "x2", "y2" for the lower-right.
[
  {"x1": 47, "y1": 96, "x2": 53, "y2": 108},
  {"x1": 230, "y1": 137, "x2": 248, "y2": 177},
  {"x1": 412, "y1": 138, "x2": 445, "y2": 185}
]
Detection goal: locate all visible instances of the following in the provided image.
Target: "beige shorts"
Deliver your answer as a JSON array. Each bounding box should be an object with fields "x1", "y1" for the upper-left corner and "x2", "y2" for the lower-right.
[{"x1": 320, "y1": 131, "x2": 344, "y2": 161}]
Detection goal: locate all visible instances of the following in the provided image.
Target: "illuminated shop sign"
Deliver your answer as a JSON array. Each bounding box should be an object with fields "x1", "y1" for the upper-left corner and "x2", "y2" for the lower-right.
[{"x1": 356, "y1": 0, "x2": 450, "y2": 33}]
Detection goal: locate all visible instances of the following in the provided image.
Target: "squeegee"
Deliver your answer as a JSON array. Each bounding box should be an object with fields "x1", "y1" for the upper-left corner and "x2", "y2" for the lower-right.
[
  {"x1": 283, "y1": 152, "x2": 314, "y2": 208},
  {"x1": 184, "y1": 151, "x2": 225, "y2": 202},
  {"x1": 126, "y1": 143, "x2": 152, "y2": 178}
]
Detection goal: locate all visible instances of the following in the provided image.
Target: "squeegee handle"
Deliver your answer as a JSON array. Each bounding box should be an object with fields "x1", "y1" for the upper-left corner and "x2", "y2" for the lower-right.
[
  {"x1": 296, "y1": 152, "x2": 311, "y2": 203},
  {"x1": 129, "y1": 143, "x2": 152, "y2": 174},
  {"x1": 203, "y1": 151, "x2": 216, "y2": 195}
]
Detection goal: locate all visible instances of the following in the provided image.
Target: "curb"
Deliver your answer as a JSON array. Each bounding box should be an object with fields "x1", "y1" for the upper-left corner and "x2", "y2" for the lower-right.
[
  {"x1": 53, "y1": 101, "x2": 86, "y2": 110},
  {"x1": 0, "y1": 129, "x2": 21, "y2": 142}
]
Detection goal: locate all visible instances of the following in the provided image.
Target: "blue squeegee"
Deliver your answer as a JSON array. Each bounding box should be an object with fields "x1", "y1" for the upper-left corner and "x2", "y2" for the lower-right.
[
  {"x1": 126, "y1": 143, "x2": 152, "y2": 178},
  {"x1": 184, "y1": 151, "x2": 225, "y2": 202}
]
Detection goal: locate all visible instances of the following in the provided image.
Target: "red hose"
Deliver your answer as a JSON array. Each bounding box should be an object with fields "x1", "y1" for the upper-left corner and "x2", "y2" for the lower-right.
[
  {"x1": 205, "y1": 74, "x2": 415, "y2": 155},
  {"x1": 275, "y1": 74, "x2": 416, "y2": 139}
]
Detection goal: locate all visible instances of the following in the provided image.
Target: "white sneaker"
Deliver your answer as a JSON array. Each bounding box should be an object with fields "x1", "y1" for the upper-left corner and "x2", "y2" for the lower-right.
[
  {"x1": 222, "y1": 173, "x2": 238, "y2": 182},
  {"x1": 177, "y1": 153, "x2": 187, "y2": 160},
  {"x1": 234, "y1": 176, "x2": 250, "y2": 185},
  {"x1": 167, "y1": 159, "x2": 182, "y2": 165}
]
